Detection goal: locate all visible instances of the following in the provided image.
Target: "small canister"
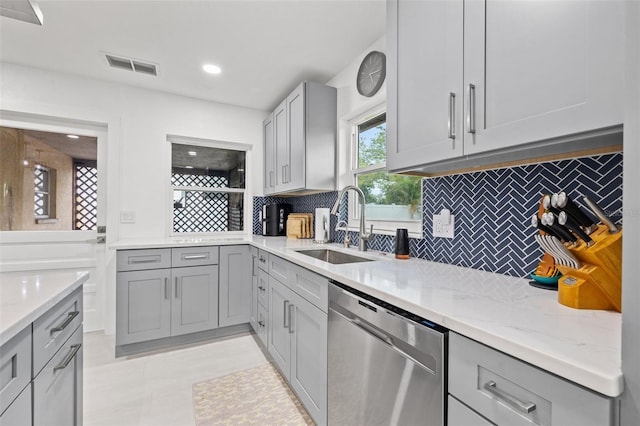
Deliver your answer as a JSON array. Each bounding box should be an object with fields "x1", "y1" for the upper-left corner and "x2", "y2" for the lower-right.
[{"x1": 395, "y1": 228, "x2": 409, "y2": 259}]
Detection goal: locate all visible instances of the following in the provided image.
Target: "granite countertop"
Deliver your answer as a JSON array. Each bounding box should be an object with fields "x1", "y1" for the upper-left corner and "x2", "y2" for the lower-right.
[
  {"x1": 0, "y1": 270, "x2": 90, "y2": 346},
  {"x1": 112, "y1": 236, "x2": 623, "y2": 397}
]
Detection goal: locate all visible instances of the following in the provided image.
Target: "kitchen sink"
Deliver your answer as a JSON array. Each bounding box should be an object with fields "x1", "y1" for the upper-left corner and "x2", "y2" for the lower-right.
[{"x1": 296, "y1": 249, "x2": 374, "y2": 264}]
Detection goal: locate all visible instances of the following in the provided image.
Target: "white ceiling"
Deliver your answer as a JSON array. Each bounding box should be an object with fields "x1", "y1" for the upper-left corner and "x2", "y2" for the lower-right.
[{"x1": 0, "y1": 0, "x2": 386, "y2": 111}]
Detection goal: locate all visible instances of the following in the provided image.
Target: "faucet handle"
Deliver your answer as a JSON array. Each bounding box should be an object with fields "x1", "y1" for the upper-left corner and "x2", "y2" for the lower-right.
[{"x1": 362, "y1": 224, "x2": 374, "y2": 241}]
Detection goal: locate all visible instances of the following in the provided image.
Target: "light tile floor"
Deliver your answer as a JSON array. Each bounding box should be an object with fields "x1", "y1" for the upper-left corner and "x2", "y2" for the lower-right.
[{"x1": 83, "y1": 331, "x2": 267, "y2": 426}]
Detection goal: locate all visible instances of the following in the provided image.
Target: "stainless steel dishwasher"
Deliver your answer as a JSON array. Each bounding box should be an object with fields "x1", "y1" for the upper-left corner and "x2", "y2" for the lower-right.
[{"x1": 328, "y1": 281, "x2": 447, "y2": 426}]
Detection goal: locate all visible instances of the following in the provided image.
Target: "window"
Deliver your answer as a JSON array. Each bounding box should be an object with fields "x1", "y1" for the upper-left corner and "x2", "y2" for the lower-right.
[
  {"x1": 349, "y1": 111, "x2": 423, "y2": 236},
  {"x1": 73, "y1": 160, "x2": 98, "y2": 230},
  {"x1": 170, "y1": 141, "x2": 247, "y2": 234},
  {"x1": 33, "y1": 164, "x2": 55, "y2": 221}
]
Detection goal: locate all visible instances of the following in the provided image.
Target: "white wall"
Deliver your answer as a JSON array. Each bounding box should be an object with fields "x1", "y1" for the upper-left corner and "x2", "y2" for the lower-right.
[
  {"x1": 621, "y1": 1, "x2": 640, "y2": 423},
  {"x1": 325, "y1": 36, "x2": 387, "y2": 187},
  {"x1": 1, "y1": 62, "x2": 267, "y2": 333}
]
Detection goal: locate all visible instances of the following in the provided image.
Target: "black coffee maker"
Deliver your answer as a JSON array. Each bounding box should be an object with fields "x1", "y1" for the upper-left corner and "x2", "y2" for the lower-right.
[{"x1": 262, "y1": 203, "x2": 292, "y2": 236}]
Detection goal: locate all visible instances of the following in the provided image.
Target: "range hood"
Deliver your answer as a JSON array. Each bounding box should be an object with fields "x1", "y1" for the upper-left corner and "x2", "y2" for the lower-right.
[{"x1": 0, "y1": 0, "x2": 43, "y2": 25}]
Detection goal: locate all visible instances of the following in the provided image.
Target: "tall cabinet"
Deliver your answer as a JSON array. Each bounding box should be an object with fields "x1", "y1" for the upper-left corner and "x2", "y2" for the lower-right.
[
  {"x1": 263, "y1": 81, "x2": 337, "y2": 195},
  {"x1": 387, "y1": 0, "x2": 625, "y2": 173}
]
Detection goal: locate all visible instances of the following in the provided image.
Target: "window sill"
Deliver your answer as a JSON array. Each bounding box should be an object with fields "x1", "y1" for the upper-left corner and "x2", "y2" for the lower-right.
[{"x1": 36, "y1": 218, "x2": 59, "y2": 225}]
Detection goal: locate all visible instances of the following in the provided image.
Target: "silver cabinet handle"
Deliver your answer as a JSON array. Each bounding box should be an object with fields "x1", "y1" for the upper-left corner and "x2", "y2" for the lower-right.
[
  {"x1": 259, "y1": 257, "x2": 266, "y2": 264},
  {"x1": 164, "y1": 277, "x2": 169, "y2": 300},
  {"x1": 483, "y1": 381, "x2": 536, "y2": 414},
  {"x1": 282, "y1": 165, "x2": 288, "y2": 184},
  {"x1": 269, "y1": 171, "x2": 274, "y2": 187},
  {"x1": 183, "y1": 254, "x2": 208, "y2": 260},
  {"x1": 467, "y1": 84, "x2": 476, "y2": 134},
  {"x1": 288, "y1": 304, "x2": 295, "y2": 334},
  {"x1": 175, "y1": 277, "x2": 179, "y2": 298},
  {"x1": 283, "y1": 300, "x2": 290, "y2": 328},
  {"x1": 258, "y1": 285, "x2": 266, "y2": 292},
  {"x1": 50, "y1": 311, "x2": 79, "y2": 334},
  {"x1": 258, "y1": 320, "x2": 265, "y2": 328},
  {"x1": 448, "y1": 92, "x2": 456, "y2": 140},
  {"x1": 252, "y1": 256, "x2": 256, "y2": 277},
  {"x1": 129, "y1": 257, "x2": 159, "y2": 264},
  {"x1": 53, "y1": 344, "x2": 82, "y2": 372}
]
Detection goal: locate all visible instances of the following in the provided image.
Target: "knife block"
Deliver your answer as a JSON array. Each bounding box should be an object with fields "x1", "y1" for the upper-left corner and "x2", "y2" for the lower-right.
[{"x1": 557, "y1": 225, "x2": 622, "y2": 312}]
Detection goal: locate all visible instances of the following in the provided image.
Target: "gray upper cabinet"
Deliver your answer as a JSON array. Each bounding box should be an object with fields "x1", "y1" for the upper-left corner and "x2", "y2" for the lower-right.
[
  {"x1": 218, "y1": 246, "x2": 251, "y2": 327},
  {"x1": 171, "y1": 265, "x2": 219, "y2": 336},
  {"x1": 116, "y1": 268, "x2": 172, "y2": 345},
  {"x1": 386, "y1": 0, "x2": 464, "y2": 172},
  {"x1": 263, "y1": 113, "x2": 276, "y2": 195},
  {"x1": 264, "y1": 81, "x2": 337, "y2": 195},
  {"x1": 387, "y1": 0, "x2": 624, "y2": 174}
]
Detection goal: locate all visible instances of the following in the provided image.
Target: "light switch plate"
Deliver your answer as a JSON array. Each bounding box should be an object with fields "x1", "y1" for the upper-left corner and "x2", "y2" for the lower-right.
[
  {"x1": 433, "y1": 214, "x2": 455, "y2": 238},
  {"x1": 120, "y1": 211, "x2": 136, "y2": 223}
]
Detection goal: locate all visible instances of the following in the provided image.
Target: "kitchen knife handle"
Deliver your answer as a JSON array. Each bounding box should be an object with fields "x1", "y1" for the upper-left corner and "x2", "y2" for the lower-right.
[
  {"x1": 531, "y1": 214, "x2": 560, "y2": 239},
  {"x1": 582, "y1": 195, "x2": 620, "y2": 234},
  {"x1": 448, "y1": 92, "x2": 456, "y2": 140},
  {"x1": 557, "y1": 192, "x2": 596, "y2": 229},
  {"x1": 544, "y1": 213, "x2": 577, "y2": 243},
  {"x1": 559, "y1": 211, "x2": 594, "y2": 246},
  {"x1": 467, "y1": 84, "x2": 476, "y2": 134}
]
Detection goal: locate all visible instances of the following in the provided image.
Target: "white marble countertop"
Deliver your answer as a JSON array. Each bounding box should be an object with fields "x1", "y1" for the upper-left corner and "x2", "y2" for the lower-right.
[
  {"x1": 112, "y1": 236, "x2": 623, "y2": 397},
  {"x1": 0, "y1": 270, "x2": 90, "y2": 346}
]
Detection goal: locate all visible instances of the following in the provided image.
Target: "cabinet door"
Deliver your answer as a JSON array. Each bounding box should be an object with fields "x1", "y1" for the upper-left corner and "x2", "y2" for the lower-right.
[
  {"x1": 33, "y1": 326, "x2": 82, "y2": 426},
  {"x1": 286, "y1": 82, "x2": 306, "y2": 191},
  {"x1": 0, "y1": 384, "x2": 31, "y2": 426},
  {"x1": 268, "y1": 277, "x2": 293, "y2": 380},
  {"x1": 274, "y1": 99, "x2": 288, "y2": 192},
  {"x1": 256, "y1": 303, "x2": 269, "y2": 348},
  {"x1": 171, "y1": 265, "x2": 219, "y2": 336},
  {"x1": 387, "y1": 0, "x2": 464, "y2": 172},
  {"x1": 249, "y1": 247, "x2": 259, "y2": 332},
  {"x1": 116, "y1": 269, "x2": 171, "y2": 345},
  {"x1": 447, "y1": 395, "x2": 493, "y2": 426},
  {"x1": 263, "y1": 113, "x2": 276, "y2": 195},
  {"x1": 463, "y1": 0, "x2": 624, "y2": 156},
  {"x1": 219, "y1": 246, "x2": 251, "y2": 327},
  {"x1": 257, "y1": 268, "x2": 269, "y2": 309},
  {"x1": 290, "y1": 292, "x2": 328, "y2": 426}
]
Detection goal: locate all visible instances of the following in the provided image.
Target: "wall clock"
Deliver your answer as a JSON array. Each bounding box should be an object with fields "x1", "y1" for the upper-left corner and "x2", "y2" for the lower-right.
[{"x1": 356, "y1": 51, "x2": 386, "y2": 97}]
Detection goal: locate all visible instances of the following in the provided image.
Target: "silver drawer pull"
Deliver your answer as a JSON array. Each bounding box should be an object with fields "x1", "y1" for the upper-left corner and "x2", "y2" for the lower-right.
[
  {"x1": 467, "y1": 83, "x2": 476, "y2": 134},
  {"x1": 53, "y1": 344, "x2": 82, "y2": 372},
  {"x1": 129, "y1": 257, "x2": 159, "y2": 264},
  {"x1": 50, "y1": 311, "x2": 79, "y2": 334},
  {"x1": 483, "y1": 380, "x2": 536, "y2": 414},
  {"x1": 183, "y1": 254, "x2": 208, "y2": 260}
]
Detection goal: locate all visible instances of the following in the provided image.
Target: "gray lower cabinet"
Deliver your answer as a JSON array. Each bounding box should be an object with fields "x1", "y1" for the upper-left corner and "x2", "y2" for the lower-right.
[
  {"x1": 171, "y1": 265, "x2": 219, "y2": 335},
  {"x1": 448, "y1": 395, "x2": 493, "y2": 426},
  {"x1": 0, "y1": 384, "x2": 31, "y2": 426},
  {"x1": 116, "y1": 268, "x2": 172, "y2": 345},
  {"x1": 448, "y1": 332, "x2": 617, "y2": 426},
  {"x1": 218, "y1": 246, "x2": 251, "y2": 327},
  {"x1": 267, "y1": 257, "x2": 328, "y2": 425},
  {"x1": 34, "y1": 325, "x2": 83, "y2": 426}
]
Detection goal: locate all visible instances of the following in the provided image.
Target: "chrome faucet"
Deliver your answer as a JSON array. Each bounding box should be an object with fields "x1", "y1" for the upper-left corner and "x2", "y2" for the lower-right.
[{"x1": 331, "y1": 185, "x2": 373, "y2": 251}]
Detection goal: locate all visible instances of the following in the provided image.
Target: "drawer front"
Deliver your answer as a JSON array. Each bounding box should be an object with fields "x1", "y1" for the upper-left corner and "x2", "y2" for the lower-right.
[
  {"x1": 33, "y1": 325, "x2": 82, "y2": 426},
  {"x1": 257, "y1": 268, "x2": 269, "y2": 310},
  {"x1": 289, "y1": 263, "x2": 328, "y2": 312},
  {"x1": 171, "y1": 246, "x2": 219, "y2": 267},
  {"x1": 33, "y1": 286, "x2": 83, "y2": 376},
  {"x1": 448, "y1": 395, "x2": 493, "y2": 426},
  {"x1": 257, "y1": 250, "x2": 269, "y2": 271},
  {"x1": 449, "y1": 333, "x2": 615, "y2": 426},
  {"x1": 117, "y1": 248, "x2": 171, "y2": 271},
  {"x1": 256, "y1": 303, "x2": 268, "y2": 348},
  {"x1": 0, "y1": 383, "x2": 31, "y2": 426},
  {"x1": 0, "y1": 327, "x2": 31, "y2": 415},
  {"x1": 268, "y1": 254, "x2": 289, "y2": 284}
]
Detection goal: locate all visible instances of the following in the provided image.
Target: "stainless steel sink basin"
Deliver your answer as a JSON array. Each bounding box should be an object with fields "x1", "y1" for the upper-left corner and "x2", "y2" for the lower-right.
[{"x1": 296, "y1": 249, "x2": 374, "y2": 264}]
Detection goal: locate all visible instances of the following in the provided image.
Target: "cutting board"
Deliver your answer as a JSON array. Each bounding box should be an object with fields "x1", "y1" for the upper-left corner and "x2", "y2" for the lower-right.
[{"x1": 287, "y1": 213, "x2": 313, "y2": 239}]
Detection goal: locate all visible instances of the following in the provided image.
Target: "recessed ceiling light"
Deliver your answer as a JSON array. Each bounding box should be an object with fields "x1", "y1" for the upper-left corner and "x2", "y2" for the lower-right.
[
  {"x1": 202, "y1": 64, "x2": 222, "y2": 75},
  {"x1": 188, "y1": 151, "x2": 197, "y2": 156},
  {"x1": 67, "y1": 134, "x2": 79, "y2": 139},
  {"x1": 185, "y1": 165, "x2": 194, "y2": 169}
]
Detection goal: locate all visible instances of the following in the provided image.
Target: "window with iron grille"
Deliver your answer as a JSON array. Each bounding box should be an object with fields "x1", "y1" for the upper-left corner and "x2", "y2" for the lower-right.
[
  {"x1": 73, "y1": 160, "x2": 98, "y2": 230},
  {"x1": 171, "y1": 142, "x2": 246, "y2": 234},
  {"x1": 34, "y1": 165, "x2": 51, "y2": 219}
]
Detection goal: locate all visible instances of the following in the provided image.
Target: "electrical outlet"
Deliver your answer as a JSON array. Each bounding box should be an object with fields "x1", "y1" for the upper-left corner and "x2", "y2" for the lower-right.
[
  {"x1": 120, "y1": 210, "x2": 136, "y2": 223},
  {"x1": 432, "y1": 213, "x2": 455, "y2": 238}
]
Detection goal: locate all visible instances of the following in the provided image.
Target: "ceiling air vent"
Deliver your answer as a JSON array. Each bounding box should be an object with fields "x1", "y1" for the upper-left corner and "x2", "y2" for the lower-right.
[{"x1": 104, "y1": 54, "x2": 158, "y2": 76}]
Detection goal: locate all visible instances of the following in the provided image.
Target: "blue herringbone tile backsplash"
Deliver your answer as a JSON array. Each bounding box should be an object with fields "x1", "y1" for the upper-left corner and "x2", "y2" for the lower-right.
[{"x1": 253, "y1": 153, "x2": 623, "y2": 278}]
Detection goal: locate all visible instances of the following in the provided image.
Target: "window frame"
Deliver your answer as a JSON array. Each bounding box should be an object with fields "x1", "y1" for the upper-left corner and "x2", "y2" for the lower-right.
[
  {"x1": 34, "y1": 164, "x2": 52, "y2": 220},
  {"x1": 346, "y1": 108, "x2": 423, "y2": 238},
  {"x1": 167, "y1": 135, "x2": 251, "y2": 237}
]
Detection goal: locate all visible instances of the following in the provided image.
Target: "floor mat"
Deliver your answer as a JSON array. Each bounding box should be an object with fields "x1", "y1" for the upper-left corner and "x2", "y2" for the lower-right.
[{"x1": 192, "y1": 362, "x2": 314, "y2": 426}]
